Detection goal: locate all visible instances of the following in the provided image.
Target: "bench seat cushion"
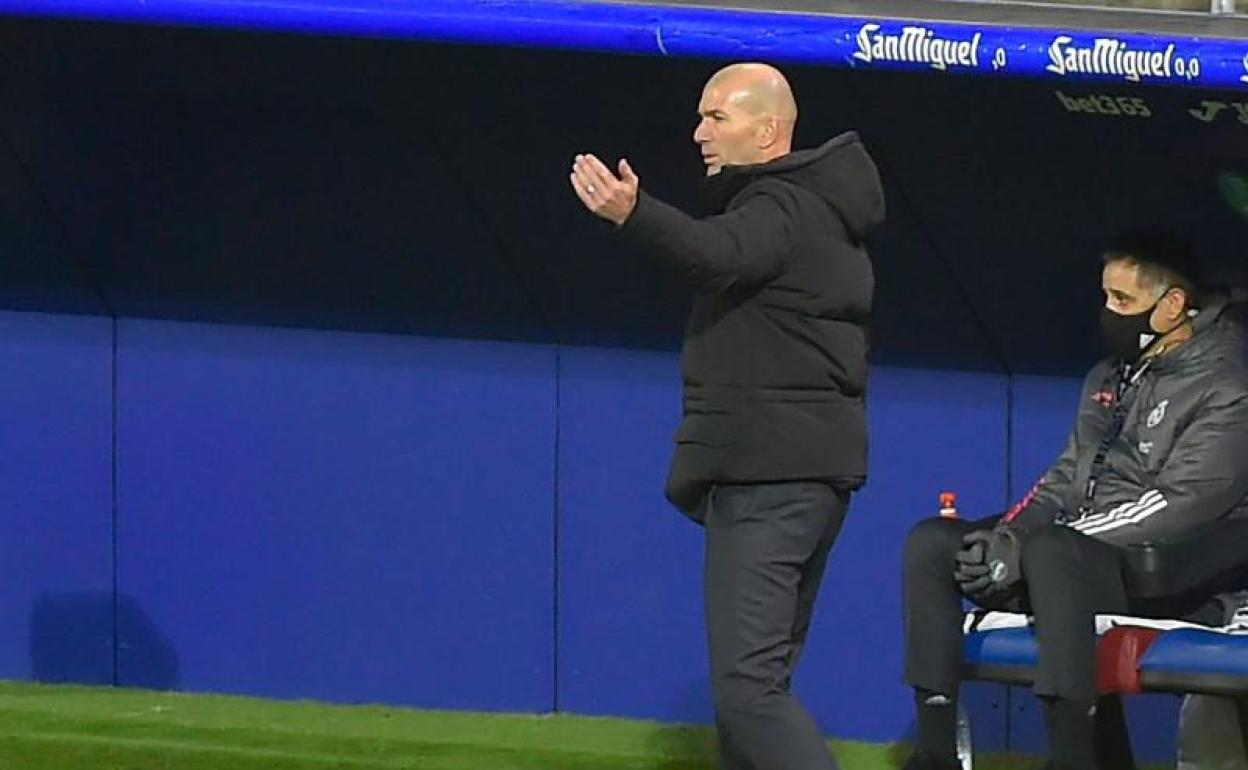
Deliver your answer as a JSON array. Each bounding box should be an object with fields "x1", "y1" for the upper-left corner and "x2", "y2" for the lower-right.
[{"x1": 1140, "y1": 630, "x2": 1248, "y2": 696}]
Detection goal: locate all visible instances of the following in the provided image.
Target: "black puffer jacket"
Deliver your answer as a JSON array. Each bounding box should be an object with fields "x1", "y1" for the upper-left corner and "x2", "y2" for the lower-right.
[
  {"x1": 1007, "y1": 299, "x2": 1248, "y2": 546},
  {"x1": 617, "y1": 132, "x2": 886, "y2": 516}
]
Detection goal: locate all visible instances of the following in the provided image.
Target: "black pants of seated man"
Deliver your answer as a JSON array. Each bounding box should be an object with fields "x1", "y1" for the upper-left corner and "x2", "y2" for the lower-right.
[
  {"x1": 902, "y1": 516, "x2": 1217, "y2": 769},
  {"x1": 701, "y1": 481, "x2": 850, "y2": 770}
]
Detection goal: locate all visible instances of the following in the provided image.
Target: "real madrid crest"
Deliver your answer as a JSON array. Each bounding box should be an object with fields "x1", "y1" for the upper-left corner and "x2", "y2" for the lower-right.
[{"x1": 1146, "y1": 399, "x2": 1170, "y2": 429}]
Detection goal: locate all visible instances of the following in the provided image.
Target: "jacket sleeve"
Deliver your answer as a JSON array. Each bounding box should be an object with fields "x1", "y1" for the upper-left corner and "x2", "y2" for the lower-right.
[
  {"x1": 1001, "y1": 432, "x2": 1078, "y2": 535},
  {"x1": 1000, "y1": 368, "x2": 1109, "y2": 535},
  {"x1": 615, "y1": 184, "x2": 797, "y2": 292},
  {"x1": 1066, "y1": 380, "x2": 1248, "y2": 546}
]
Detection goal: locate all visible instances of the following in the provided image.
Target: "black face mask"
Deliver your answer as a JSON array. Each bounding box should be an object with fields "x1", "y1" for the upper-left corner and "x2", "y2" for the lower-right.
[
  {"x1": 1099, "y1": 287, "x2": 1184, "y2": 362},
  {"x1": 1099, "y1": 305, "x2": 1160, "y2": 362}
]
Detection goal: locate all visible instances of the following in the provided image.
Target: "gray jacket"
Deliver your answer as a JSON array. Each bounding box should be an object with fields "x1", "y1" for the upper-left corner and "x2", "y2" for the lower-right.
[{"x1": 1007, "y1": 299, "x2": 1248, "y2": 547}]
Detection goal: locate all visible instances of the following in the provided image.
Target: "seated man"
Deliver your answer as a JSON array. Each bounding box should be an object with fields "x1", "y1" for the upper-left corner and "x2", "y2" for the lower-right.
[{"x1": 902, "y1": 230, "x2": 1248, "y2": 770}]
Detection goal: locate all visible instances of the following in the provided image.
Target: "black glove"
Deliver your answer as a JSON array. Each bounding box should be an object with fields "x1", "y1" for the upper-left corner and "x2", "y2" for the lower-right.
[
  {"x1": 954, "y1": 537, "x2": 987, "y2": 586},
  {"x1": 956, "y1": 528, "x2": 1023, "y2": 601}
]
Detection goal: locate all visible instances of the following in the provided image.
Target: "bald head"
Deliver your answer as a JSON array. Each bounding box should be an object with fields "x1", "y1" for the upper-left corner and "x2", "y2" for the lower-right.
[
  {"x1": 708, "y1": 63, "x2": 798, "y2": 126},
  {"x1": 694, "y1": 62, "x2": 797, "y2": 174}
]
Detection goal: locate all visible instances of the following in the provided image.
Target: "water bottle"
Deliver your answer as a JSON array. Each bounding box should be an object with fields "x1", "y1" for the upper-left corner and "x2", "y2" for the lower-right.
[{"x1": 940, "y1": 491, "x2": 959, "y2": 519}]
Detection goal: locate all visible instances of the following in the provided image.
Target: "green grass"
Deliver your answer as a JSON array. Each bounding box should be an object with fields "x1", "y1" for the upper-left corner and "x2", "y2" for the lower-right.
[{"x1": 0, "y1": 681, "x2": 1040, "y2": 769}]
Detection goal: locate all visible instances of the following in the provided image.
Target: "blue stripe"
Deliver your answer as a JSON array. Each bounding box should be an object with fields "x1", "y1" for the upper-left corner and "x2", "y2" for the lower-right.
[{"x1": 1, "y1": 0, "x2": 1246, "y2": 90}]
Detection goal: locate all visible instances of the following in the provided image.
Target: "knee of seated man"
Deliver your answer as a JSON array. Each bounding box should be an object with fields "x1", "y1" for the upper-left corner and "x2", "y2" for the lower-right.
[{"x1": 904, "y1": 516, "x2": 962, "y2": 568}]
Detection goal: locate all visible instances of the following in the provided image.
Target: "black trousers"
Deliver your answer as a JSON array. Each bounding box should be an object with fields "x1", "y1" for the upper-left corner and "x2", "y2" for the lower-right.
[
  {"x1": 903, "y1": 516, "x2": 1212, "y2": 702},
  {"x1": 703, "y1": 481, "x2": 850, "y2": 770}
]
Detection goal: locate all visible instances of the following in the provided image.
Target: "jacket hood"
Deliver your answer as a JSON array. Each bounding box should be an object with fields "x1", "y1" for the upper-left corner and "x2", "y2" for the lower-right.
[
  {"x1": 1154, "y1": 296, "x2": 1247, "y2": 374},
  {"x1": 700, "y1": 131, "x2": 885, "y2": 240}
]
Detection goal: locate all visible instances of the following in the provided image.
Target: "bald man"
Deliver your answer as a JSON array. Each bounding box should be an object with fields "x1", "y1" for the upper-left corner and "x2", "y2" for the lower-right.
[{"x1": 571, "y1": 63, "x2": 885, "y2": 770}]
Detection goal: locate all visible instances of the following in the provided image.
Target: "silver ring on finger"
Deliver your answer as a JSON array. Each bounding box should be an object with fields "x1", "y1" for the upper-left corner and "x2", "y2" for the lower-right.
[{"x1": 587, "y1": 184, "x2": 596, "y2": 195}]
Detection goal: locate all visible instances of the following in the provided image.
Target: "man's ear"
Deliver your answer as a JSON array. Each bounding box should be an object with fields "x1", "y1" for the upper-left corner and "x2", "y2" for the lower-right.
[
  {"x1": 757, "y1": 118, "x2": 778, "y2": 149},
  {"x1": 1159, "y1": 287, "x2": 1189, "y2": 324}
]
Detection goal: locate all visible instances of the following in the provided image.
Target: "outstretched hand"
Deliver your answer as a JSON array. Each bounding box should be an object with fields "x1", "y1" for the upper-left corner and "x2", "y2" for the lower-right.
[{"x1": 570, "y1": 154, "x2": 639, "y2": 226}]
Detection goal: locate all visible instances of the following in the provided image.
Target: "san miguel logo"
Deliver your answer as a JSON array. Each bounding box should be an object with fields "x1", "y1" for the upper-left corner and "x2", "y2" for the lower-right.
[
  {"x1": 853, "y1": 24, "x2": 983, "y2": 72},
  {"x1": 1046, "y1": 36, "x2": 1197, "y2": 83}
]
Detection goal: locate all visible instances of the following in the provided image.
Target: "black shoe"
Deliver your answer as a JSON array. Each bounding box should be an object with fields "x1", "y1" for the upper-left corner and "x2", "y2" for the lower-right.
[{"x1": 902, "y1": 749, "x2": 960, "y2": 770}]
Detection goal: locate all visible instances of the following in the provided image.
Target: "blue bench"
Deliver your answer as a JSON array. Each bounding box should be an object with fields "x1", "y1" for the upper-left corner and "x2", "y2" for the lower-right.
[
  {"x1": 1140, "y1": 629, "x2": 1248, "y2": 696},
  {"x1": 961, "y1": 520, "x2": 1248, "y2": 768},
  {"x1": 964, "y1": 621, "x2": 1248, "y2": 768}
]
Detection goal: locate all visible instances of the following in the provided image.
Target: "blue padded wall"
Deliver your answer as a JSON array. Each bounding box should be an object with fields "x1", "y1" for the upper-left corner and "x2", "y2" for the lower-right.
[
  {"x1": 114, "y1": 319, "x2": 558, "y2": 710},
  {"x1": 3, "y1": 310, "x2": 1194, "y2": 757},
  {"x1": 1010, "y1": 374, "x2": 1086, "y2": 499},
  {"x1": 0, "y1": 310, "x2": 113, "y2": 683},
  {"x1": 556, "y1": 346, "x2": 708, "y2": 721}
]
